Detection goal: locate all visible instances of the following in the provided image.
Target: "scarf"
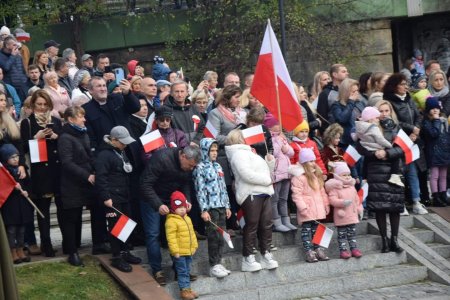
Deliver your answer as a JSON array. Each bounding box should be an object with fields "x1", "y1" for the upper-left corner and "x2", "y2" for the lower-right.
[
  {"x1": 217, "y1": 104, "x2": 246, "y2": 125},
  {"x1": 429, "y1": 85, "x2": 450, "y2": 98},
  {"x1": 34, "y1": 112, "x2": 51, "y2": 128},
  {"x1": 333, "y1": 173, "x2": 356, "y2": 187},
  {"x1": 132, "y1": 114, "x2": 148, "y2": 123},
  {"x1": 395, "y1": 94, "x2": 407, "y2": 101},
  {"x1": 69, "y1": 123, "x2": 87, "y2": 132}
]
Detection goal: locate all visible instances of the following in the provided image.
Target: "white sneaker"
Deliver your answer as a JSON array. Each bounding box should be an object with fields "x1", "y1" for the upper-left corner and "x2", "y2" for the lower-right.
[
  {"x1": 218, "y1": 264, "x2": 231, "y2": 275},
  {"x1": 241, "y1": 255, "x2": 262, "y2": 272},
  {"x1": 260, "y1": 251, "x2": 279, "y2": 270},
  {"x1": 210, "y1": 264, "x2": 228, "y2": 278},
  {"x1": 413, "y1": 203, "x2": 428, "y2": 215},
  {"x1": 400, "y1": 205, "x2": 409, "y2": 216},
  {"x1": 388, "y1": 174, "x2": 404, "y2": 187}
]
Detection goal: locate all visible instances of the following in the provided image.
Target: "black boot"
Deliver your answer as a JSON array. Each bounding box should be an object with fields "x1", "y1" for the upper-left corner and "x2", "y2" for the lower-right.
[
  {"x1": 68, "y1": 253, "x2": 84, "y2": 267},
  {"x1": 41, "y1": 243, "x2": 56, "y2": 257},
  {"x1": 390, "y1": 236, "x2": 403, "y2": 253},
  {"x1": 381, "y1": 236, "x2": 390, "y2": 253},
  {"x1": 439, "y1": 191, "x2": 449, "y2": 206},
  {"x1": 111, "y1": 256, "x2": 132, "y2": 273},
  {"x1": 432, "y1": 192, "x2": 447, "y2": 207}
]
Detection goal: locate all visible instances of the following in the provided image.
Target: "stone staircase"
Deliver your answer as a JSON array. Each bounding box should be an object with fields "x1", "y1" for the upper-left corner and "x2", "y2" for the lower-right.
[{"x1": 130, "y1": 216, "x2": 445, "y2": 300}]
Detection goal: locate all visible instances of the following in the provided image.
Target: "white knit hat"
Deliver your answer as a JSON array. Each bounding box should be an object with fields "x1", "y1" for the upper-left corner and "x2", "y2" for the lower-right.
[{"x1": 0, "y1": 26, "x2": 11, "y2": 36}]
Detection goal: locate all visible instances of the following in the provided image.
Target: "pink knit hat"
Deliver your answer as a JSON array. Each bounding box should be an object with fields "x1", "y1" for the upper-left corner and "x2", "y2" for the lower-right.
[
  {"x1": 263, "y1": 112, "x2": 279, "y2": 129},
  {"x1": 361, "y1": 107, "x2": 381, "y2": 122},
  {"x1": 333, "y1": 161, "x2": 351, "y2": 176},
  {"x1": 299, "y1": 148, "x2": 316, "y2": 164}
]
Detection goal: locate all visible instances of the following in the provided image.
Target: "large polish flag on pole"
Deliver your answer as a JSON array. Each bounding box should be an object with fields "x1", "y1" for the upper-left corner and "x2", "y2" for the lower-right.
[{"x1": 251, "y1": 20, "x2": 303, "y2": 131}]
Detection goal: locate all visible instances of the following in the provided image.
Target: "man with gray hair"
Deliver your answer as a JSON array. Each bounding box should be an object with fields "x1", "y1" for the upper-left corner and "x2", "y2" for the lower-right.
[
  {"x1": 140, "y1": 145, "x2": 201, "y2": 285},
  {"x1": 62, "y1": 48, "x2": 78, "y2": 80}
]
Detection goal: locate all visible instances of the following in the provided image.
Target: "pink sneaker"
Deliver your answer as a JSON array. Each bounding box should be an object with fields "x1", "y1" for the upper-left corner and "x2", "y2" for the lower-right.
[
  {"x1": 340, "y1": 250, "x2": 351, "y2": 259},
  {"x1": 351, "y1": 249, "x2": 363, "y2": 258}
]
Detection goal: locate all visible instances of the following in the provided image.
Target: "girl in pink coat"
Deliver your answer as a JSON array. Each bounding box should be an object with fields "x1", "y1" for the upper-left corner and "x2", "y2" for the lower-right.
[
  {"x1": 290, "y1": 148, "x2": 330, "y2": 263},
  {"x1": 325, "y1": 162, "x2": 363, "y2": 259}
]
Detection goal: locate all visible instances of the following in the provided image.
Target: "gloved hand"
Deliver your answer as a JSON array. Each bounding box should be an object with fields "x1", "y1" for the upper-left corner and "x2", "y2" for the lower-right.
[{"x1": 343, "y1": 199, "x2": 353, "y2": 207}]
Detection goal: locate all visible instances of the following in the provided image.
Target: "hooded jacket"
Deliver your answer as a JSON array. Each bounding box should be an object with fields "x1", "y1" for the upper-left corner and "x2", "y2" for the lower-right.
[
  {"x1": 421, "y1": 117, "x2": 450, "y2": 167},
  {"x1": 165, "y1": 213, "x2": 198, "y2": 256},
  {"x1": 289, "y1": 164, "x2": 329, "y2": 224},
  {"x1": 152, "y1": 63, "x2": 170, "y2": 81},
  {"x1": 193, "y1": 138, "x2": 230, "y2": 211},
  {"x1": 272, "y1": 132, "x2": 294, "y2": 182},
  {"x1": 225, "y1": 144, "x2": 274, "y2": 205},
  {"x1": 325, "y1": 177, "x2": 362, "y2": 226},
  {"x1": 127, "y1": 60, "x2": 139, "y2": 78},
  {"x1": 355, "y1": 121, "x2": 392, "y2": 151}
]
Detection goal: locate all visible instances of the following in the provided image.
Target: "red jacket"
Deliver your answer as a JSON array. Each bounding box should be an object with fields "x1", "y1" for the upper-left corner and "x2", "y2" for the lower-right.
[{"x1": 290, "y1": 137, "x2": 327, "y2": 175}]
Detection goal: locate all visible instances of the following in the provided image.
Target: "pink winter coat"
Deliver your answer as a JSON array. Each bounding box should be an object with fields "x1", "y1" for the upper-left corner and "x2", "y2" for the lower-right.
[
  {"x1": 289, "y1": 164, "x2": 330, "y2": 224},
  {"x1": 325, "y1": 178, "x2": 363, "y2": 226},
  {"x1": 272, "y1": 132, "x2": 294, "y2": 183}
]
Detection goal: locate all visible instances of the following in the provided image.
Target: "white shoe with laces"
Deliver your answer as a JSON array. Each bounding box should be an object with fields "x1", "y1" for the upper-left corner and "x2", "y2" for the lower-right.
[
  {"x1": 413, "y1": 202, "x2": 428, "y2": 215},
  {"x1": 260, "y1": 251, "x2": 279, "y2": 270},
  {"x1": 218, "y1": 264, "x2": 231, "y2": 275},
  {"x1": 210, "y1": 264, "x2": 228, "y2": 278},
  {"x1": 400, "y1": 205, "x2": 409, "y2": 216},
  {"x1": 241, "y1": 255, "x2": 262, "y2": 272}
]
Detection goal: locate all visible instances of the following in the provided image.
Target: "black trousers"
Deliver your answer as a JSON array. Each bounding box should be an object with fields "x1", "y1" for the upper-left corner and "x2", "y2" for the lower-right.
[
  {"x1": 60, "y1": 207, "x2": 83, "y2": 254},
  {"x1": 205, "y1": 208, "x2": 226, "y2": 266},
  {"x1": 105, "y1": 203, "x2": 131, "y2": 257}
]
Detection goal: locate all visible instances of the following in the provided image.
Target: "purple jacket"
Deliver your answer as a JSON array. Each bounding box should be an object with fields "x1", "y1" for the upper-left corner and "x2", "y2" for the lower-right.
[{"x1": 272, "y1": 132, "x2": 294, "y2": 182}]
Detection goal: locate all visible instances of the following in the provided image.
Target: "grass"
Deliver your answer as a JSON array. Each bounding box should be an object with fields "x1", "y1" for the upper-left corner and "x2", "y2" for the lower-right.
[{"x1": 15, "y1": 256, "x2": 131, "y2": 300}]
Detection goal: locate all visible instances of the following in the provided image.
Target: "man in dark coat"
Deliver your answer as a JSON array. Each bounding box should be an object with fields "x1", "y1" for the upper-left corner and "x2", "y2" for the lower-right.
[
  {"x1": 140, "y1": 146, "x2": 201, "y2": 285},
  {"x1": 0, "y1": 36, "x2": 27, "y2": 101}
]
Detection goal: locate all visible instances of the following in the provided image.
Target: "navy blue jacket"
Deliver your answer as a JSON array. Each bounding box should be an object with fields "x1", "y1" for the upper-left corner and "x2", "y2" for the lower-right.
[
  {"x1": 0, "y1": 49, "x2": 27, "y2": 99},
  {"x1": 421, "y1": 118, "x2": 450, "y2": 167}
]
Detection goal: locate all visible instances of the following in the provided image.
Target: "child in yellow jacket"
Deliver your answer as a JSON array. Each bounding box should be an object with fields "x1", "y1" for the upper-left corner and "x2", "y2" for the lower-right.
[{"x1": 165, "y1": 191, "x2": 199, "y2": 300}]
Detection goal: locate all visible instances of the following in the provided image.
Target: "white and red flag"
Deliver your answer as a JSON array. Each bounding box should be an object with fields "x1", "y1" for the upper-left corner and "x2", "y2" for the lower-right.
[
  {"x1": 111, "y1": 214, "x2": 137, "y2": 243},
  {"x1": 203, "y1": 120, "x2": 218, "y2": 139},
  {"x1": 0, "y1": 162, "x2": 16, "y2": 208},
  {"x1": 216, "y1": 226, "x2": 234, "y2": 249},
  {"x1": 192, "y1": 115, "x2": 201, "y2": 132},
  {"x1": 237, "y1": 209, "x2": 245, "y2": 229},
  {"x1": 143, "y1": 112, "x2": 156, "y2": 135},
  {"x1": 242, "y1": 125, "x2": 265, "y2": 145},
  {"x1": 393, "y1": 129, "x2": 420, "y2": 164},
  {"x1": 312, "y1": 223, "x2": 333, "y2": 248},
  {"x1": 169, "y1": 142, "x2": 177, "y2": 148},
  {"x1": 343, "y1": 145, "x2": 361, "y2": 167},
  {"x1": 250, "y1": 20, "x2": 303, "y2": 131},
  {"x1": 358, "y1": 180, "x2": 369, "y2": 204},
  {"x1": 29, "y1": 139, "x2": 48, "y2": 163},
  {"x1": 140, "y1": 130, "x2": 165, "y2": 153},
  {"x1": 16, "y1": 32, "x2": 31, "y2": 42}
]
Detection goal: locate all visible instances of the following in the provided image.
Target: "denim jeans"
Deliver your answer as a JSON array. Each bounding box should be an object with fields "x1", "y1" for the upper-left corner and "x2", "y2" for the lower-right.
[
  {"x1": 172, "y1": 255, "x2": 192, "y2": 290},
  {"x1": 404, "y1": 163, "x2": 420, "y2": 202},
  {"x1": 140, "y1": 201, "x2": 162, "y2": 274}
]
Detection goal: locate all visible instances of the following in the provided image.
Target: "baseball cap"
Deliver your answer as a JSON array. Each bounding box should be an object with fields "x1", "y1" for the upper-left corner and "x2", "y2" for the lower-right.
[{"x1": 109, "y1": 126, "x2": 135, "y2": 145}]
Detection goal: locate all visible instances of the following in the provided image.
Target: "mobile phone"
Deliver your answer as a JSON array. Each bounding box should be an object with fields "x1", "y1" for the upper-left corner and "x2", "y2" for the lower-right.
[
  {"x1": 104, "y1": 66, "x2": 112, "y2": 73},
  {"x1": 46, "y1": 123, "x2": 54, "y2": 129},
  {"x1": 115, "y1": 68, "x2": 125, "y2": 85}
]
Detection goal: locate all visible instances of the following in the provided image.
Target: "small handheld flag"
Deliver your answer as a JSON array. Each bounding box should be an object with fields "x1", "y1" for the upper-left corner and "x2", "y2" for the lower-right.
[
  {"x1": 343, "y1": 145, "x2": 361, "y2": 167},
  {"x1": 237, "y1": 209, "x2": 245, "y2": 229},
  {"x1": 0, "y1": 162, "x2": 17, "y2": 208},
  {"x1": 312, "y1": 223, "x2": 333, "y2": 248},
  {"x1": 140, "y1": 130, "x2": 165, "y2": 153},
  {"x1": 111, "y1": 213, "x2": 137, "y2": 243},
  {"x1": 210, "y1": 220, "x2": 234, "y2": 249},
  {"x1": 192, "y1": 115, "x2": 200, "y2": 132},
  {"x1": 203, "y1": 120, "x2": 218, "y2": 139},
  {"x1": 29, "y1": 139, "x2": 48, "y2": 163},
  {"x1": 393, "y1": 129, "x2": 420, "y2": 164},
  {"x1": 357, "y1": 180, "x2": 369, "y2": 204},
  {"x1": 242, "y1": 125, "x2": 265, "y2": 145}
]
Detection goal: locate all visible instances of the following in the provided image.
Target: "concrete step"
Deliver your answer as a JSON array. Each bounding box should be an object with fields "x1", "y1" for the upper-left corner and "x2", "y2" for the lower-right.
[
  {"x1": 428, "y1": 243, "x2": 450, "y2": 259},
  {"x1": 162, "y1": 253, "x2": 424, "y2": 300},
  {"x1": 407, "y1": 227, "x2": 436, "y2": 243}
]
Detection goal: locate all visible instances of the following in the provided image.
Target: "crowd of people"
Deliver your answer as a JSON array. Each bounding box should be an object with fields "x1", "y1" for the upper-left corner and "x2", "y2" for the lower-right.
[{"x1": 1, "y1": 23, "x2": 450, "y2": 299}]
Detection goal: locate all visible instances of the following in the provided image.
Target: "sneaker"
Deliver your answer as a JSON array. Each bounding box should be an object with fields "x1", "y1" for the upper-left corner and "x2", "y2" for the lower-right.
[
  {"x1": 121, "y1": 251, "x2": 142, "y2": 264},
  {"x1": 388, "y1": 174, "x2": 404, "y2": 187},
  {"x1": 241, "y1": 255, "x2": 262, "y2": 272},
  {"x1": 218, "y1": 264, "x2": 231, "y2": 274},
  {"x1": 340, "y1": 250, "x2": 351, "y2": 259},
  {"x1": 315, "y1": 248, "x2": 330, "y2": 261},
  {"x1": 351, "y1": 248, "x2": 363, "y2": 258},
  {"x1": 400, "y1": 205, "x2": 409, "y2": 216},
  {"x1": 412, "y1": 202, "x2": 428, "y2": 215},
  {"x1": 210, "y1": 264, "x2": 228, "y2": 278},
  {"x1": 305, "y1": 250, "x2": 318, "y2": 263},
  {"x1": 260, "y1": 251, "x2": 279, "y2": 270},
  {"x1": 270, "y1": 244, "x2": 278, "y2": 251},
  {"x1": 154, "y1": 271, "x2": 166, "y2": 286},
  {"x1": 111, "y1": 257, "x2": 132, "y2": 273}
]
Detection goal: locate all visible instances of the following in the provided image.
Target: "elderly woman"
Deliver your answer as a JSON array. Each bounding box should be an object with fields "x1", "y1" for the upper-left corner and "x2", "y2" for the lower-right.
[
  {"x1": 43, "y1": 71, "x2": 70, "y2": 119},
  {"x1": 357, "y1": 100, "x2": 405, "y2": 253},
  {"x1": 57, "y1": 106, "x2": 95, "y2": 266},
  {"x1": 429, "y1": 69, "x2": 450, "y2": 117},
  {"x1": 71, "y1": 70, "x2": 92, "y2": 106},
  {"x1": 225, "y1": 129, "x2": 278, "y2": 272},
  {"x1": 20, "y1": 89, "x2": 62, "y2": 257}
]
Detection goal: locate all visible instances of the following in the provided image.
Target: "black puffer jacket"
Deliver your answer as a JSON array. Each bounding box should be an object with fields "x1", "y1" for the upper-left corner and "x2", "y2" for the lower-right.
[
  {"x1": 358, "y1": 118, "x2": 405, "y2": 213},
  {"x1": 384, "y1": 93, "x2": 421, "y2": 135},
  {"x1": 421, "y1": 118, "x2": 450, "y2": 167},
  {"x1": 140, "y1": 148, "x2": 192, "y2": 211},
  {"x1": 58, "y1": 124, "x2": 95, "y2": 209},
  {"x1": 94, "y1": 144, "x2": 131, "y2": 205}
]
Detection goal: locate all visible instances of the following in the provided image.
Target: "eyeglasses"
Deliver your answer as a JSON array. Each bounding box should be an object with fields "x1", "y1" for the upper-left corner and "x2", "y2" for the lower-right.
[
  {"x1": 158, "y1": 117, "x2": 171, "y2": 122},
  {"x1": 399, "y1": 82, "x2": 408, "y2": 86}
]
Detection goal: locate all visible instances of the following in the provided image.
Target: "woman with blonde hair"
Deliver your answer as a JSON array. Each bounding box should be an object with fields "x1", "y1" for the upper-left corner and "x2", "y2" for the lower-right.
[
  {"x1": 239, "y1": 89, "x2": 262, "y2": 111},
  {"x1": 43, "y1": 71, "x2": 70, "y2": 119},
  {"x1": 310, "y1": 71, "x2": 331, "y2": 108},
  {"x1": 367, "y1": 72, "x2": 390, "y2": 107}
]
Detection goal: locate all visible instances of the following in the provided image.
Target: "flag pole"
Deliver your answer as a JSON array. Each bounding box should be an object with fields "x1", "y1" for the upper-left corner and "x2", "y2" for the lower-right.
[
  {"x1": 19, "y1": 188, "x2": 45, "y2": 219},
  {"x1": 111, "y1": 205, "x2": 125, "y2": 216},
  {"x1": 267, "y1": 19, "x2": 283, "y2": 129}
]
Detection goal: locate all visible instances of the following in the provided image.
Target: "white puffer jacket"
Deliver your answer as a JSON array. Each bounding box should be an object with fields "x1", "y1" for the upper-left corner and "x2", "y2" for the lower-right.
[{"x1": 225, "y1": 144, "x2": 275, "y2": 205}]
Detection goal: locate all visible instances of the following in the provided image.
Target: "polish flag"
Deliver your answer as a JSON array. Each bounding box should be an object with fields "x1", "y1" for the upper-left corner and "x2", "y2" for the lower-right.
[
  {"x1": 192, "y1": 115, "x2": 201, "y2": 132},
  {"x1": 111, "y1": 214, "x2": 137, "y2": 243},
  {"x1": 343, "y1": 145, "x2": 361, "y2": 167},
  {"x1": 16, "y1": 32, "x2": 31, "y2": 42},
  {"x1": 169, "y1": 142, "x2": 177, "y2": 148},
  {"x1": 358, "y1": 180, "x2": 369, "y2": 204},
  {"x1": 242, "y1": 125, "x2": 265, "y2": 145},
  {"x1": 393, "y1": 129, "x2": 420, "y2": 164},
  {"x1": 216, "y1": 226, "x2": 234, "y2": 249},
  {"x1": 250, "y1": 20, "x2": 303, "y2": 131},
  {"x1": 29, "y1": 139, "x2": 48, "y2": 163},
  {"x1": 143, "y1": 112, "x2": 156, "y2": 135},
  {"x1": 140, "y1": 130, "x2": 165, "y2": 153},
  {"x1": 237, "y1": 209, "x2": 245, "y2": 229},
  {"x1": 203, "y1": 120, "x2": 218, "y2": 139},
  {"x1": 0, "y1": 162, "x2": 17, "y2": 208},
  {"x1": 312, "y1": 223, "x2": 333, "y2": 248}
]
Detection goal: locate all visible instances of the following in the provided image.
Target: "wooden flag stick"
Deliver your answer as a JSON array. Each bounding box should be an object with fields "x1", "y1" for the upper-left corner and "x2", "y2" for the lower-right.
[
  {"x1": 19, "y1": 188, "x2": 44, "y2": 219},
  {"x1": 111, "y1": 205, "x2": 125, "y2": 216}
]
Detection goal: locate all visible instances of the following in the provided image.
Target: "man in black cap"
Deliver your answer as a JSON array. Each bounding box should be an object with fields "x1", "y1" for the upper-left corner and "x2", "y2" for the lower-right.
[{"x1": 44, "y1": 39, "x2": 60, "y2": 69}]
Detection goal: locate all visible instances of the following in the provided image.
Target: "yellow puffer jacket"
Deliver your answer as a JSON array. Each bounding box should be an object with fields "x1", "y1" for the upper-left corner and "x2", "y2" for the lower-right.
[{"x1": 165, "y1": 213, "x2": 198, "y2": 256}]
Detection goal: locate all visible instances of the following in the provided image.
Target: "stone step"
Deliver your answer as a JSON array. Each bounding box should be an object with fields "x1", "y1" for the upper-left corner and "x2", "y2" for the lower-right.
[
  {"x1": 407, "y1": 227, "x2": 436, "y2": 243},
  {"x1": 163, "y1": 255, "x2": 424, "y2": 300},
  {"x1": 428, "y1": 243, "x2": 450, "y2": 259},
  {"x1": 399, "y1": 215, "x2": 416, "y2": 228}
]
